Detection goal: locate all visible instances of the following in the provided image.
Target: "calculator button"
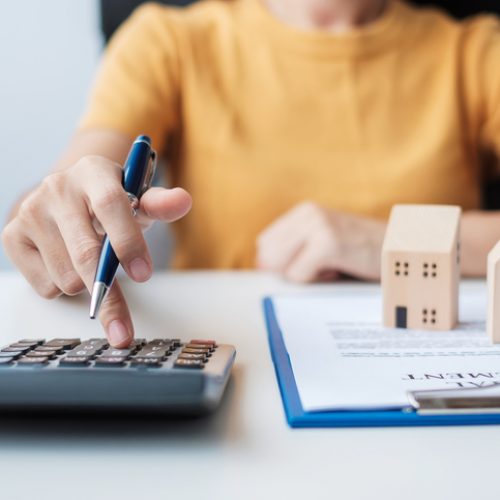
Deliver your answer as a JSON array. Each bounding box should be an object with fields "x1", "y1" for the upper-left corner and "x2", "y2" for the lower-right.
[
  {"x1": 83, "y1": 339, "x2": 108, "y2": 348},
  {"x1": 17, "y1": 356, "x2": 49, "y2": 365},
  {"x1": 67, "y1": 349, "x2": 99, "y2": 358},
  {"x1": 18, "y1": 339, "x2": 45, "y2": 346},
  {"x1": 185, "y1": 343, "x2": 215, "y2": 352},
  {"x1": 76, "y1": 344, "x2": 101, "y2": 352},
  {"x1": 0, "y1": 351, "x2": 22, "y2": 358},
  {"x1": 94, "y1": 357, "x2": 127, "y2": 367},
  {"x1": 127, "y1": 339, "x2": 145, "y2": 350},
  {"x1": 174, "y1": 359, "x2": 204, "y2": 369},
  {"x1": 149, "y1": 339, "x2": 174, "y2": 346},
  {"x1": 190, "y1": 339, "x2": 217, "y2": 347},
  {"x1": 59, "y1": 356, "x2": 90, "y2": 366},
  {"x1": 0, "y1": 358, "x2": 14, "y2": 366},
  {"x1": 78, "y1": 340, "x2": 108, "y2": 352},
  {"x1": 100, "y1": 348, "x2": 133, "y2": 358},
  {"x1": 25, "y1": 351, "x2": 56, "y2": 359},
  {"x1": 34, "y1": 346, "x2": 64, "y2": 354},
  {"x1": 135, "y1": 347, "x2": 170, "y2": 359},
  {"x1": 181, "y1": 347, "x2": 211, "y2": 356},
  {"x1": 133, "y1": 352, "x2": 169, "y2": 360},
  {"x1": 9, "y1": 342, "x2": 38, "y2": 349},
  {"x1": 178, "y1": 353, "x2": 206, "y2": 361},
  {"x1": 2, "y1": 346, "x2": 31, "y2": 353},
  {"x1": 44, "y1": 339, "x2": 80, "y2": 350},
  {"x1": 144, "y1": 343, "x2": 174, "y2": 354},
  {"x1": 130, "y1": 358, "x2": 162, "y2": 367}
]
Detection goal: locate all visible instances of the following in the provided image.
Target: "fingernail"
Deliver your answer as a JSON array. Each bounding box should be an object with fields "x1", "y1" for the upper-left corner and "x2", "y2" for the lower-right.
[
  {"x1": 129, "y1": 258, "x2": 151, "y2": 281},
  {"x1": 108, "y1": 320, "x2": 131, "y2": 346}
]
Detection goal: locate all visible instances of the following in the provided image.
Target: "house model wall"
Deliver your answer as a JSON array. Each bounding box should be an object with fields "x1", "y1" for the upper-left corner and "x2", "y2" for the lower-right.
[
  {"x1": 382, "y1": 204, "x2": 461, "y2": 331},
  {"x1": 487, "y1": 241, "x2": 500, "y2": 344}
]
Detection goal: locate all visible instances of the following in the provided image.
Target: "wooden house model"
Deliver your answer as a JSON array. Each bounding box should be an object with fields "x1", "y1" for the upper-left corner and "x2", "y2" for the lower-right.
[{"x1": 381, "y1": 204, "x2": 461, "y2": 330}]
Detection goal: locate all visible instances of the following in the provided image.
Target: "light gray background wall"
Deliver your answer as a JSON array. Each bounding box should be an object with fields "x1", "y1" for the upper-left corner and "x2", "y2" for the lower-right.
[
  {"x1": 0, "y1": 1, "x2": 101, "y2": 269},
  {"x1": 0, "y1": 1, "x2": 172, "y2": 272}
]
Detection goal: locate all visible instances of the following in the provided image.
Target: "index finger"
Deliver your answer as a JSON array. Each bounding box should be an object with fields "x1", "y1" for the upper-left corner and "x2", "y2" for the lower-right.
[
  {"x1": 82, "y1": 173, "x2": 153, "y2": 283},
  {"x1": 54, "y1": 206, "x2": 134, "y2": 347},
  {"x1": 98, "y1": 281, "x2": 134, "y2": 348}
]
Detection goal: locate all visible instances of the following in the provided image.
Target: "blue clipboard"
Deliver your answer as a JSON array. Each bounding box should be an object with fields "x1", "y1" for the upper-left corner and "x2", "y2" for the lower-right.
[{"x1": 263, "y1": 297, "x2": 500, "y2": 428}]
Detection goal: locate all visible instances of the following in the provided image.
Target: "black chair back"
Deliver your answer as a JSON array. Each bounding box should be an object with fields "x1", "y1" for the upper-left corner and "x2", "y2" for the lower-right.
[
  {"x1": 410, "y1": 0, "x2": 499, "y2": 18},
  {"x1": 100, "y1": 0, "x2": 196, "y2": 43}
]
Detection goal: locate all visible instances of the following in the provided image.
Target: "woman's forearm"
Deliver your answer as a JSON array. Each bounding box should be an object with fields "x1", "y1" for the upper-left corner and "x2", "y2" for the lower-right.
[{"x1": 461, "y1": 210, "x2": 500, "y2": 277}]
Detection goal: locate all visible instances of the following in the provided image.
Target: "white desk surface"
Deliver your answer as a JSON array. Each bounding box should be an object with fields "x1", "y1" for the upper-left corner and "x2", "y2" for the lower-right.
[{"x1": 0, "y1": 271, "x2": 498, "y2": 500}]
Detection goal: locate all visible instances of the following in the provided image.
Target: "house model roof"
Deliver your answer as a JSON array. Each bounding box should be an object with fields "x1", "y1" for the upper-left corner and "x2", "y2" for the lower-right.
[{"x1": 382, "y1": 204, "x2": 461, "y2": 254}]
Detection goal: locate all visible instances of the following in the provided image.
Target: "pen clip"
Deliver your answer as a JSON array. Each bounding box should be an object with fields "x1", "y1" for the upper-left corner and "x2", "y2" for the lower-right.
[
  {"x1": 140, "y1": 149, "x2": 157, "y2": 198},
  {"x1": 126, "y1": 148, "x2": 157, "y2": 217}
]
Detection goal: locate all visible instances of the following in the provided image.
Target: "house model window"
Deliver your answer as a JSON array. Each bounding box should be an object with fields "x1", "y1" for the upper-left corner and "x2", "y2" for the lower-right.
[{"x1": 381, "y1": 205, "x2": 461, "y2": 331}]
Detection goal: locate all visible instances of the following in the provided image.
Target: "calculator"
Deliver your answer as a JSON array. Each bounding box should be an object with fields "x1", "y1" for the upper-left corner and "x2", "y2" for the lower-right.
[{"x1": 0, "y1": 337, "x2": 236, "y2": 414}]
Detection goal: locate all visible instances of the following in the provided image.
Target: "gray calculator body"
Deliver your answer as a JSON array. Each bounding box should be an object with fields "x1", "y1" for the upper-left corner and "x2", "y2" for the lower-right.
[{"x1": 0, "y1": 339, "x2": 235, "y2": 415}]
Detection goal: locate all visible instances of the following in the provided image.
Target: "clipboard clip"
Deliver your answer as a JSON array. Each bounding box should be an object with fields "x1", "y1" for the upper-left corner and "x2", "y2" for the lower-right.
[{"x1": 408, "y1": 383, "x2": 500, "y2": 415}]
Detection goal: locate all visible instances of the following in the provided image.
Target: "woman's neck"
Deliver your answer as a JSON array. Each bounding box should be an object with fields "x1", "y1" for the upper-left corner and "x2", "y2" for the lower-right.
[{"x1": 263, "y1": 0, "x2": 389, "y2": 33}]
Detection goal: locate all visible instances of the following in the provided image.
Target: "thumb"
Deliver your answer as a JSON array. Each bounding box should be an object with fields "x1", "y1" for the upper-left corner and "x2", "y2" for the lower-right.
[{"x1": 140, "y1": 187, "x2": 192, "y2": 223}]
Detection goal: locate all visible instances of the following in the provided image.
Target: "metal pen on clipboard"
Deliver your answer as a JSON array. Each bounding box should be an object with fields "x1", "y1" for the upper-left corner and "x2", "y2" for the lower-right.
[{"x1": 408, "y1": 383, "x2": 500, "y2": 415}]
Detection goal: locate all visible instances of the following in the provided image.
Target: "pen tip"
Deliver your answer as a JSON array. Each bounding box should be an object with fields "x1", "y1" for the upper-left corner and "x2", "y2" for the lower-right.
[{"x1": 89, "y1": 282, "x2": 109, "y2": 320}]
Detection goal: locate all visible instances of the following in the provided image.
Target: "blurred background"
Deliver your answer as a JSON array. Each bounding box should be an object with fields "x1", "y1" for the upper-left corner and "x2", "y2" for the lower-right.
[
  {"x1": 0, "y1": 1, "x2": 100, "y2": 269},
  {"x1": 0, "y1": 0, "x2": 498, "y2": 270},
  {"x1": 0, "y1": 0, "x2": 195, "y2": 270}
]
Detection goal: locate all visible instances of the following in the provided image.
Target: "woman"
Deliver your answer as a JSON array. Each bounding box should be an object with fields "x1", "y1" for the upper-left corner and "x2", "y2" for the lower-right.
[{"x1": 3, "y1": 0, "x2": 500, "y2": 346}]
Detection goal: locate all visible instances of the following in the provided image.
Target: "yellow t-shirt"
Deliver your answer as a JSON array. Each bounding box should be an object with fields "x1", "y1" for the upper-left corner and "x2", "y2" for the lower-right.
[{"x1": 80, "y1": 0, "x2": 500, "y2": 269}]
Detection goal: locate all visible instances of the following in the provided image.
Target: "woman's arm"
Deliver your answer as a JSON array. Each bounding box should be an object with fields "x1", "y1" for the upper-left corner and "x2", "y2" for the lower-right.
[
  {"x1": 461, "y1": 210, "x2": 500, "y2": 276},
  {"x1": 256, "y1": 203, "x2": 499, "y2": 282}
]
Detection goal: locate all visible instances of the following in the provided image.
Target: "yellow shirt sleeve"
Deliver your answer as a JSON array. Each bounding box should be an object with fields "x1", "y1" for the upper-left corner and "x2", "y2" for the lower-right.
[
  {"x1": 482, "y1": 20, "x2": 500, "y2": 159},
  {"x1": 463, "y1": 16, "x2": 500, "y2": 161},
  {"x1": 79, "y1": 3, "x2": 181, "y2": 155}
]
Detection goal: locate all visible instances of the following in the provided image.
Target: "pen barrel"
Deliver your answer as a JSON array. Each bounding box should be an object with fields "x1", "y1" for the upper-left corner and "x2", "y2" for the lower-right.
[
  {"x1": 123, "y1": 136, "x2": 152, "y2": 197},
  {"x1": 94, "y1": 236, "x2": 119, "y2": 288},
  {"x1": 91, "y1": 135, "x2": 153, "y2": 304}
]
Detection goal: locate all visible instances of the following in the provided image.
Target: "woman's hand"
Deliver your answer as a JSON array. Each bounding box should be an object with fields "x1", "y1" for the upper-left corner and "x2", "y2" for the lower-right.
[
  {"x1": 1, "y1": 155, "x2": 191, "y2": 347},
  {"x1": 256, "y1": 202, "x2": 386, "y2": 283}
]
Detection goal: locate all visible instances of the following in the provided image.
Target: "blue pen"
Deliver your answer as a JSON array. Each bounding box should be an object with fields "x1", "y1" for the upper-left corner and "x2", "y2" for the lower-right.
[{"x1": 89, "y1": 135, "x2": 157, "y2": 319}]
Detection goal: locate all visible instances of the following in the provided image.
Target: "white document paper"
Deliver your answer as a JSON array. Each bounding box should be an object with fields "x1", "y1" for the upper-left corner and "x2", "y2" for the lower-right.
[{"x1": 273, "y1": 284, "x2": 500, "y2": 411}]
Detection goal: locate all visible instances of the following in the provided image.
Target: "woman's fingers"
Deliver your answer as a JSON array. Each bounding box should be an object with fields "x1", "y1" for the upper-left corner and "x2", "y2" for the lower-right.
[
  {"x1": 55, "y1": 208, "x2": 105, "y2": 291},
  {"x1": 256, "y1": 202, "x2": 386, "y2": 283},
  {"x1": 26, "y1": 219, "x2": 85, "y2": 297},
  {"x1": 81, "y1": 164, "x2": 153, "y2": 283},
  {"x1": 55, "y1": 206, "x2": 134, "y2": 346},
  {"x1": 97, "y1": 281, "x2": 134, "y2": 348},
  {"x1": 284, "y1": 239, "x2": 332, "y2": 283},
  {"x1": 36, "y1": 238, "x2": 85, "y2": 297},
  {"x1": 2, "y1": 222, "x2": 61, "y2": 299},
  {"x1": 256, "y1": 202, "x2": 318, "y2": 272}
]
